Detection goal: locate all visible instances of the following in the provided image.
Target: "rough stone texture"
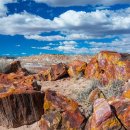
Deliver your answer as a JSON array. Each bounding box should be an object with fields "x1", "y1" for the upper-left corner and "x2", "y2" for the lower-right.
[
  {"x1": 40, "y1": 90, "x2": 85, "y2": 130},
  {"x1": 38, "y1": 63, "x2": 68, "y2": 81},
  {"x1": 61, "y1": 109, "x2": 85, "y2": 130},
  {"x1": 0, "y1": 73, "x2": 23, "y2": 84},
  {"x1": 0, "y1": 90, "x2": 44, "y2": 128},
  {"x1": 85, "y1": 51, "x2": 130, "y2": 84},
  {"x1": 0, "y1": 61, "x2": 37, "y2": 90},
  {"x1": 15, "y1": 75, "x2": 41, "y2": 91},
  {"x1": 88, "y1": 88, "x2": 105, "y2": 103},
  {"x1": 110, "y1": 99, "x2": 130, "y2": 129},
  {"x1": 39, "y1": 111, "x2": 61, "y2": 130},
  {"x1": 122, "y1": 80, "x2": 130, "y2": 98},
  {"x1": 85, "y1": 98, "x2": 122, "y2": 130},
  {"x1": 44, "y1": 90, "x2": 79, "y2": 112},
  {"x1": 0, "y1": 51, "x2": 129, "y2": 130},
  {"x1": 0, "y1": 74, "x2": 41, "y2": 92},
  {"x1": 67, "y1": 60, "x2": 87, "y2": 77},
  {"x1": 123, "y1": 89, "x2": 130, "y2": 99}
]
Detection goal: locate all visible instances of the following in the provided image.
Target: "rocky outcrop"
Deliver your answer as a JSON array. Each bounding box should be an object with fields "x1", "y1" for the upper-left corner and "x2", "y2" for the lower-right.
[
  {"x1": 88, "y1": 88, "x2": 105, "y2": 103},
  {"x1": 85, "y1": 98, "x2": 123, "y2": 130},
  {"x1": 0, "y1": 74, "x2": 40, "y2": 91},
  {"x1": 39, "y1": 90, "x2": 85, "y2": 130},
  {"x1": 0, "y1": 90, "x2": 44, "y2": 128},
  {"x1": 4, "y1": 61, "x2": 29, "y2": 75},
  {"x1": 85, "y1": 51, "x2": 130, "y2": 84},
  {"x1": 67, "y1": 60, "x2": 87, "y2": 77},
  {"x1": 39, "y1": 111, "x2": 61, "y2": 130},
  {"x1": 109, "y1": 99, "x2": 130, "y2": 129},
  {"x1": 0, "y1": 51, "x2": 130, "y2": 130},
  {"x1": 0, "y1": 61, "x2": 43, "y2": 129},
  {"x1": 37, "y1": 63, "x2": 68, "y2": 81}
]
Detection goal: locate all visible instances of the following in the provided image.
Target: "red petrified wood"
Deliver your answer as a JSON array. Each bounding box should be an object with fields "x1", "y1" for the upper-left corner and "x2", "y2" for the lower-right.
[
  {"x1": 85, "y1": 98, "x2": 123, "y2": 130},
  {"x1": 39, "y1": 90, "x2": 85, "y2": 130},
  {"x1": 85, "y1": 51, "x2": 130, "y2": 84}
]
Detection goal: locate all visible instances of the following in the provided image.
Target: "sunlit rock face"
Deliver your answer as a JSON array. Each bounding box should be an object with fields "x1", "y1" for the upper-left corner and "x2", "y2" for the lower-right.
[
  {"x1": 0, "y1": 60, "x2": 43, "y2": 128},
  {"x1": 67, "y1": 60, "x2": 87, "y2": 77},
  {"x1": 0, "y1": 90, "x2": 44, "y2": 128},
  {"x1": 85, "y1": 51, "x2": 130, "y2": 84},
  {"x1": 109, "y1": 99, "x2": 130, "y2": 130},
  {"x1": 39, "y1": 90, "x2": 85, "y2": 130},
  {"x1": 37, "y1": 63, "x2": 68, "y2": 81},
  {"x1": 85, "y1": 98, "x2": 123, "y2": 130},
  {"x1": 0, "y1": 51, "x2": 130, "y2": 130},
  {"x1": 0, "y1": 74, "x2": 41, "y2": 92},
  {"x1": 0, "y1": 60, "x2": 40, "y2": 92}
]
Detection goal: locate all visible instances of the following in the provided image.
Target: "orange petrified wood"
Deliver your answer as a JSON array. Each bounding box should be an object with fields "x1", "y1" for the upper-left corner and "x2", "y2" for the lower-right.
[
  {"x1": 67, "y1": 60, "x2": 87, "y2": 77},
  {"x1": 85, "y1": 51, "x2": 130, "y2": 84},
  {"x1": 40, "y1": 90, "x2": 85, "y2": 130}
]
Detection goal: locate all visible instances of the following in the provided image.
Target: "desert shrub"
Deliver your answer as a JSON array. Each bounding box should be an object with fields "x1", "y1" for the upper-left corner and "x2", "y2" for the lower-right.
[
  {"x1": 76, "y1": 78, "x2": 124, "y2": 119},
  {"x1": 101, "y1": 79, "x2": 124, "y2": 98},
  {"x1": 77, "y1": 79, "x2": 103, "y2": 102},
  {"x1": 77, "y1": 79, "x2": 125, "y2": 106},
  {"x1": 77, "y1": 79, "x2": 103, "y2": 118}
]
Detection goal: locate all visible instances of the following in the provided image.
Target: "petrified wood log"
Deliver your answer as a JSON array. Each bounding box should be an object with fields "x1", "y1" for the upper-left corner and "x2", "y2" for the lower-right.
[{"x1": 0, "y1": 90, "x2": 44, "y2": 128}]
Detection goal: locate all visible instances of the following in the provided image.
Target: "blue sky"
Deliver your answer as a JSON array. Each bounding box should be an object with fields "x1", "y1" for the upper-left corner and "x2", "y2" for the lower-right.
[{"x1": 0, "y1": 0, "x2": 130, "y2": 56}]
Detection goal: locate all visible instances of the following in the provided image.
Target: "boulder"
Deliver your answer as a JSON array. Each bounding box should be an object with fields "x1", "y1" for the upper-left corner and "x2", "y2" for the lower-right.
[
  {"x1": 4, "y1": 61, "x2": 29, "y2": 75},
  {"x1": 61, "y1": 109, "x2": 85, "y2": 130},
  {"x1": 40, "y1": 90, "x2": 85, "y2": 130},
  {"x1": 39, "y1": 111, "x2": 61, "y2": 130},
  {"x1": 44, "y1": 90, "x2": 79, "y2": 112},
  {"x1": 0, "y1": 73, "x2": 23, "y2": 84},
  {"x1": 85, "y1": 98, "x2": 123, "y2": 130},
  {"x1": 0, "y1": 74, "x2": 41, "y2": 91},
  {"x1": 67, "y1": 60, "x2": 87, "y2": 77},
  {"x1": 85, "y1": 51, "x2": 130, "y2": 84},
  {"x1": 38, "y1": 63, "x2": 68, "y2": 81},
  {"x1": 88, "y1": 88, "x2": 105, "y2": 103},
  {"x1": 110, "y1": 99, "x2": 130, "y2": 129},
  {"x1": 0, "y1": 90, "x2": 44, "y2": 128},
  {"x1": 16, "y1": 75, "x2": 41, "y2": 91}
]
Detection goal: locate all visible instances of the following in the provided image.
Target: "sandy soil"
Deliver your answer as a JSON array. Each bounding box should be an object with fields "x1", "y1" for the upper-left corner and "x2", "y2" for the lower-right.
[
  {"x1": 41, "y1": 77, "x2": 92, "y2": 102},
  {"x1": 0, "y1": 122, "x2": 40, "y2": 130}
]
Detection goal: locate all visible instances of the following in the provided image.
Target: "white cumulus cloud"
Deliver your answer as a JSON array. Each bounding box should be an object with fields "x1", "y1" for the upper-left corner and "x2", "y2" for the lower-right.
[
  {"x1": 0, "y1": 8, "x2": 130, "y2": 42},
  {"x1": 33, "y1": 0, "x2": 130, "y2": 7},
  {"x1": 0, "y1": 0, "x2": 17, "y2": 17},
  {"x1": 0, "y1": 12, "x2": 56, "y2": 35}
]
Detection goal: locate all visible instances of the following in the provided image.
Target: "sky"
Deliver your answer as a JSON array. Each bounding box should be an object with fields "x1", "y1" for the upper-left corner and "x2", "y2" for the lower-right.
[{"x1": 0, "y1": 0, "x2": 130, "y2": 56}]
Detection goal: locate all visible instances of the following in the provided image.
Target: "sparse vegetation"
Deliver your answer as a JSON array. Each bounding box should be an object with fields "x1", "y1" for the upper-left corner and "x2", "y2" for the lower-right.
[
  {"x1": 101, "y1": 79, "x2": 124, "y2": 98},
  {"x1": 77, "y1": 79, "x2": 103, "y2": 118},
  {"x1": 77, "y1": 79, "x2": 125, "y2": 104},
  {"x1": 0, "y1": 59, "x2": 11, "y2": 73},
  {"x1": 76, "y1": 79, "x2": 125, "y2": 118},
  {"x1": 77, "y1": 79, "x2": 103, "y2": 103}
]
